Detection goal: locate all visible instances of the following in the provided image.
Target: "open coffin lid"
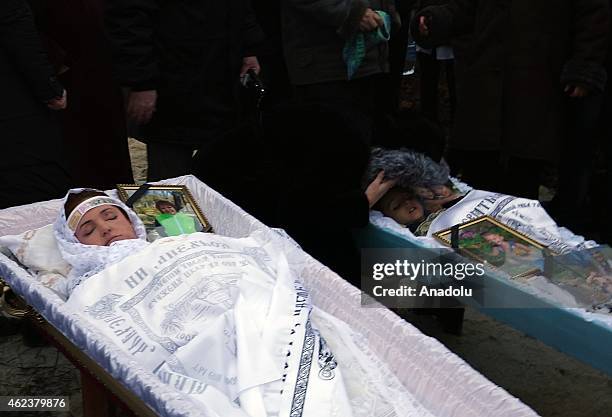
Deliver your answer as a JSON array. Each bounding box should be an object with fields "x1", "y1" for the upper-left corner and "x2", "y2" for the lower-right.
[{"x1": 0, "y1": 175, "x2": 537, "y2": 417}]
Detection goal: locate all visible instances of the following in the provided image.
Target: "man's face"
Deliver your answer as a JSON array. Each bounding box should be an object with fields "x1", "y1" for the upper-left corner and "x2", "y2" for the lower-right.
[
  {"x1": 75, "y1": 205, "x2": 137, "y2": 246},
  {"x1": 159, "y1": 204, "x2": 176, "y2": 214}
]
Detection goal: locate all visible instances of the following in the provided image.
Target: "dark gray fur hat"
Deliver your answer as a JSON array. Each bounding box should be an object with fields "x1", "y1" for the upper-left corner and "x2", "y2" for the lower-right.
[{"x1": 366, "y1": 148, "x2": 450, "y2": 188}]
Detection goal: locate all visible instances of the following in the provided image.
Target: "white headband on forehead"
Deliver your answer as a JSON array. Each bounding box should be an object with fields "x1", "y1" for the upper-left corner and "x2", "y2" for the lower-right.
[
  {"x1": 54, "y1": 188, "x2": 149, "y2": 297},
  {"x1": 66, "y1": 196, "x2": 123, "y2": 232}
]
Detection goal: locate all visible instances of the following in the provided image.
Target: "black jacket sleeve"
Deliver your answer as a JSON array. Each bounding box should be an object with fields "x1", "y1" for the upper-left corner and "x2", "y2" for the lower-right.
[
  {"x1": 560, "y1": 0, "x2": 610, "y2": 92},
  {"x1": 410, "y1": 0, "x2": 477, "y2": 49},
  {"x1": 105, "y1": 0, "x2": 160, "y2": 90},
  {"x1": 241, "y1": 0, "x2": 266, "y2": 57},
  {"x1": 0, "y1": 0, "x2": 63, "y2": 101},
  {"x1": 399, "y1": 0, "x2": 418, "y2": 15}
]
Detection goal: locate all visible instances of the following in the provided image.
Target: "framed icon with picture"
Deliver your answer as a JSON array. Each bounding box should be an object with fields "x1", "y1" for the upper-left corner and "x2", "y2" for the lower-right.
[
  {"x1": 434, "y1": 216, "x2": 551, "y2": 279},
  {"x1": 116, "y1": 184, "x2": 212, "y2": 241}
]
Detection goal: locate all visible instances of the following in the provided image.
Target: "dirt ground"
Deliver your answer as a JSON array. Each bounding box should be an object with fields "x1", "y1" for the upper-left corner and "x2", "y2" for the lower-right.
[{"x1": 406, "y1": 308, "x2": 612, "y2": 417}]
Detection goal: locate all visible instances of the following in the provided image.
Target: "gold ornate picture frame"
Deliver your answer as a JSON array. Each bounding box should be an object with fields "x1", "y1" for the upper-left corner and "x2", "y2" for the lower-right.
[
  {"x1": 116, "y1": 184, "x2": 212, "y2": 241},
  {"x1": 434, "y1": 215, "x2": 551, "y2": 279}
]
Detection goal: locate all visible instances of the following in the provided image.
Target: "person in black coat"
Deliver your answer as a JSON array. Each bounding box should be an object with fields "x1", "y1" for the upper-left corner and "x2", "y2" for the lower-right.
[
  {"x1": 105, "y1": 0, "x2": 265, "y2": 181},
  {"x1": 281, "y1": 0, "x2": 401, "y2": 140},
  {"x1": 411, "y1": 0, "x2": 610, "y2": 198},
  {"x1": 268, "y1": 105, "x2": 396, "y2": 286},
  {"x1": 603, "y1": 1, "x2": 612, "y2": 244},
  {"x1": 0, "y1": 0, "x2": 71, "y2": 208},
  {"x1": 411, "y1": 0, "x2": 457, "y2": 124},
  {"x1": 193, "y1": 103, "x2": 396, "y2": 286},
  {"x1": 250, "y1": 0, "x2": 293, "y2": 107},
  {"x1": 387, "y1": 0, "x2": 414, "y2": 110},
  {"x1": 28, "y1": 0, "x2": 134, "y2": 190}
]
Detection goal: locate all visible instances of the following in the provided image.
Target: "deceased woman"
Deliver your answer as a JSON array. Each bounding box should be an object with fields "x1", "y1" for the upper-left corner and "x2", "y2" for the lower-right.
[
  {"x1": 53, "y1": 189, "x2": 420, "y2": 417},
  {"x1": 366, "y1": 148, "x2": 596, "y2": 255},
  {"x1": 368, "y1": 149, "x2": 466, "y2": 237}
]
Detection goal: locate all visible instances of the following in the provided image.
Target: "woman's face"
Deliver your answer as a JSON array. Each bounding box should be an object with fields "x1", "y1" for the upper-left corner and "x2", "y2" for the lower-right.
[
  {"x1": 379, "y1": 190, "x2": 425, "y2": 225},
  {"x1": 75, "y1": 205, "x2": 137, "y2": 246},
  {"x1": 392, "y1": 199, "x2": 425, "y2": 225}
]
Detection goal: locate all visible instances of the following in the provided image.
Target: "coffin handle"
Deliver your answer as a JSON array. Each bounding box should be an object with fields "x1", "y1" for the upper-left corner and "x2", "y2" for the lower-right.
[{"x1": 0, "y1": 277, "x2": 45, "y2": 323}]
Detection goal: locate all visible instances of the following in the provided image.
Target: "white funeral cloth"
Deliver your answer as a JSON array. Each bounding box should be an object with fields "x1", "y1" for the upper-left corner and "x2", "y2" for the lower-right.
[
  {"x1": 370, "y1": 189, "x2": 612, "y2": 316},
  {"x1": 427, "y1": 190, "x2": 597, "y2": 253},
  {"x1": 65, "y1": 232, "x2": 427, "y2": 417},
  {"x1": 371, "y1": 189, "x2": 597, "y2": 254}
]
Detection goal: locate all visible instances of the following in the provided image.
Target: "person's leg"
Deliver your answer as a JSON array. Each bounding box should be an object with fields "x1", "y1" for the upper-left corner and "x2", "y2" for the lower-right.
[
  {"x1": 417, "y1": 51, "x2": 441, "y2": 122},
  {"x1": 387, "y1": 5, "x2": 411, "y2": 110},
  {"x1": 600, "y1": 90, "x2": 612, "y2": 244},
  {"x1": 192, "y1": 124, "x2": 282, "y2": 225},
  {"x1": 146, "y1": 142, "x2": 196, "y2": 181},
  {"x1": 294, "y1": 78, "x2": 376, "y2": 143},
  {"x1": 257, "y1": 52, "x2": 293, "y2": 107},
  {"x1": 447, "y1": 148, "x2": 503, "y2": 192},
  {"x1": 365, "y1": 72, "x2": 398, "y2": 137},
  {"x1": 500, "y1": 157, "x2": 543, "y2": 199},
  {"x1": 449, "y1": 149, "x2": 543, "y2": 198},
  {"x1": 604, "y1": 134, "x2": 612, "y2": 245},
  {"x1": 266, "y1": 104, "x2": 371, "y2": 284},
  {"x1": 445, "y1": 59, "x2": 457, "y2": 120},
  {"x1": 550, "y1": 92, "x2": 603, "y2": 229}
]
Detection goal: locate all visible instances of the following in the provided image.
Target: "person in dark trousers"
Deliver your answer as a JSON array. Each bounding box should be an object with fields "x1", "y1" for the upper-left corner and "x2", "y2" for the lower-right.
[
  {"x1": 270, "y1": 105, "x2": 397, "y2": 286},
  {"x1": 603, "y1": 1, "x2": 612, "y2": 244},
  {"x1": 387, "y1": 0, "x2": 414, "y2": 110},
  {"x1": 548, "y1": 80, "x2": 606, "y2": 235},
  {"x1": 0, "y1": 0, "x2": 71, "y2": 208},
  {"x1": 194, "y1": 104, "x2": 396, "y2": 286},
  {"x1": 29, "y1": 0, "x2": 133, "y2": 190},
  {"x1": 250, "y1": 0, "x2": 293, "y2": 107},
  {"x1": 412, "y1": 0, "x2": 610, "y2": 199},
  {"x1": 417, "y1": 46, "x2": 456, "y2": 123},
  {"x1": 413, "y1": 0, "x2": 456, "y2": 123},
  {"x1": 281, "y1": 0, "x2": 401, "y2": 141},
  {"x1": 105, "y1": 0, "x2": 265, "y2": 181}
]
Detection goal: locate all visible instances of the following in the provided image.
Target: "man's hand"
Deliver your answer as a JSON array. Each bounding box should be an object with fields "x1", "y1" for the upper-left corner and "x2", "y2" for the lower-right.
[
  {"x1": 365, "y1": 171, "x2": 398, "y2": 208},
  {"x1": 564, "y1": 83, "x2": 590, "y2": 98},
  {"x1": 127, "y1": 90, "x2": 157, "y2": 125},
  {"x1": 359, "y1": 8, "x2": 384, "y2": 32},
  {"x1": 47, "y1": 89, "x2": 67, "y2": 110},
  {"x1": 418, "y1": 15, "x2": 430, "y2": 36},
  {"x1": 240, "y1": 56, "x2": 261, "y2": 76}
]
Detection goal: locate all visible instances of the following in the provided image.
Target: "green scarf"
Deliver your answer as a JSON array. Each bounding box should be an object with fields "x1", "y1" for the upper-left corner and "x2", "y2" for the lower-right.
[{"x1": 342, "y1": 11, "x2": 391, "y2": 80}]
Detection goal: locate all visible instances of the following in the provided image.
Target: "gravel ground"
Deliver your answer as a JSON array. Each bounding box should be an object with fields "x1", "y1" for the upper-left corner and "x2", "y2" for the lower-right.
[
  {"x1": 404, "y1": 307, "x2": 612, "y2": 417},
  {"x1": 0, "y1": 316, "x2": 82, "y2": 417}
]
